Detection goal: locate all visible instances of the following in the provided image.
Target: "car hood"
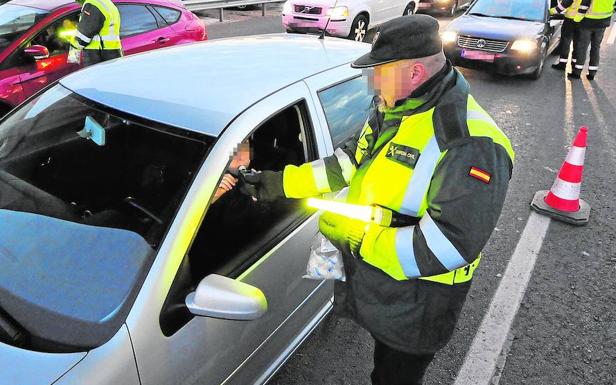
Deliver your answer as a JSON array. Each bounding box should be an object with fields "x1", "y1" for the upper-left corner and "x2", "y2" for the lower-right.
[
  {"x1": 447, "y1": 15, "x2": 545, "y2": 40},
  {"x1": 0, "y1": 343, "x2": 86, "y2": 385},
  {"x1": 287, "y1": 0, "x2": 338, "y2": 7}
]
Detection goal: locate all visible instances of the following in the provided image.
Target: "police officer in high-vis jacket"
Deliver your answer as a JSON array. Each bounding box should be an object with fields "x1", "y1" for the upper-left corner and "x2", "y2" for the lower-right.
[
  {"x1": 69, "y1": 0, "x2": 122, "y2": 66},
  {"x1": 569, "y1": 0, "x2": 616, "y2": 79},
  {"x1": 243, "y1": 15, "x2": 514, "y2": 385},
  {"x1": 551, "y1": 0, "x2": 586, "y2": 70}
]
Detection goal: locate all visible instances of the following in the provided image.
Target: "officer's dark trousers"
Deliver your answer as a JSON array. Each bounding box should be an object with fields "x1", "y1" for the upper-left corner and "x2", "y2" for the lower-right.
[
  {"x1": 573, "y1": 27, "x2": 607, "y2": 76},
  {"x1": 371, "y1": 339, "x2": 435, "y2": 385},
  {"x1": 558, "y1": 18, "x2": 578, "y2": 63},
  {"x1": 82, "y1": 49, "x2": 123, "y2": 67}
]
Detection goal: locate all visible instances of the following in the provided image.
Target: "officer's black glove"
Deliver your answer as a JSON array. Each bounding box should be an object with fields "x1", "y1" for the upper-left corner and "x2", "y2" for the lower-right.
[
  {"x1": 238, "y1": 168, "x2": 285, "y2": 202},
  {"x1": 318, "y1": 212, "x2": 367, "y2": 258}
]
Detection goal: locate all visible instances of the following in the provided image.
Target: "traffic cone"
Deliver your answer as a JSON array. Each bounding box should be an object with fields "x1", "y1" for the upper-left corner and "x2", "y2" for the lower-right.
[{"x1": 531, "y1": 126, "x2": 590, "y2": 225}]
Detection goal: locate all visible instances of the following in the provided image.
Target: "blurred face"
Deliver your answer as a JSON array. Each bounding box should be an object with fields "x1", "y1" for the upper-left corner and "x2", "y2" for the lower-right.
[
  {"x1": 228, "y1": 142, "x2": 251, "y2": 172},
  {"x1": 365, "y1": 60, "x2": 429, "y2": 107}
]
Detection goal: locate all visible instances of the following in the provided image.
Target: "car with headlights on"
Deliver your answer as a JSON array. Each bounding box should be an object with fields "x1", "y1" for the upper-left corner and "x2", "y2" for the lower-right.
[
  {"x1": 0, "y1": 0, "x2": 206, "y2": 116},
  {"x1": 441, "y1": 0, "x2": 563, "y2": 79},
  {"x1": 282, "y1": 0, "x2": 419, "y2": 41},
  {"x1": 417, "y1": 0, "x2": 473, "y2": 17},
  {"x1": 0, "y1": 34, "x2": 376, "y2": 385}
]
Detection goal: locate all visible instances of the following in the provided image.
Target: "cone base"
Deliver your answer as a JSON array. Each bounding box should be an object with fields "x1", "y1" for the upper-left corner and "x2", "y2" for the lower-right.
[{"x1": 530, "y1": 190, "x2": 590, "y2": 226}]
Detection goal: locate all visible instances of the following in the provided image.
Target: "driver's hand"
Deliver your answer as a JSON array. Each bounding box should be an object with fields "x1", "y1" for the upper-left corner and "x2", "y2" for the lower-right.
[{"x1": 213, "y1": 173, "x2": 237, "y2": 203}]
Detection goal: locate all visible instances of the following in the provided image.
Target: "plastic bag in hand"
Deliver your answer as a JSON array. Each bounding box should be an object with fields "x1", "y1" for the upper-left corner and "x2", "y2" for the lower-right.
[{"x1": 303, "y1": 232, "x2": 345, "y2": 281}]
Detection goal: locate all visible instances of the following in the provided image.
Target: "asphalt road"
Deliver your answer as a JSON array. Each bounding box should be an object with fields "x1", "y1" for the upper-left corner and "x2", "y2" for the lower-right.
[{"x1": 200, "y1": 9, "x2": 616, "y2": 385}]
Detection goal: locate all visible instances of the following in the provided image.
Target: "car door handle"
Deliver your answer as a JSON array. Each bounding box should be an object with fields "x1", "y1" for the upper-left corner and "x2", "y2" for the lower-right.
[{"x1": 156, "y1": 37, "x2": 170, "y2": 44}]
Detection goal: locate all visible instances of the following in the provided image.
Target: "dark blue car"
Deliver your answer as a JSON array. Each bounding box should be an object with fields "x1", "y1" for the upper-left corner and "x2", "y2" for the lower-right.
[{"x1": 442, "y1": 0, "x2": 563, "y2": 79}]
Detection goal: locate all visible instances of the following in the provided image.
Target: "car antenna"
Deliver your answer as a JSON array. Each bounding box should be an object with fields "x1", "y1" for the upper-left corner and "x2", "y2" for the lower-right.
[{"x1": 319, "y1": 0, "x2": 339, "y2": 40}]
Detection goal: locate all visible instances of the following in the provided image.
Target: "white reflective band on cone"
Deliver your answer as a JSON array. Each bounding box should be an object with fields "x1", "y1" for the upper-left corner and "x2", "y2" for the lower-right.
[
  {"x1": 575, "y1": 64, "x2": 584, "y2": 69},
  {"x1": 565, "y1": 146, "x2": 586, "y2": 166},
  {"x1": 588, "y1": 66, "x2": 598, "y2": 70},
  {"x1": 559, "y1": 58, "x2": 568, "y2": 62},
  {"x1": 550, "y1": 179, "x2": 581, "y2": 200}
]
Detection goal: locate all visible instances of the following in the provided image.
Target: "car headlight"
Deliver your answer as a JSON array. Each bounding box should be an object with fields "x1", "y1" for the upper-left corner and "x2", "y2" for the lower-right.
[
  {"x1": 326, "y1": 6, "x2": 349, "y2": 19},
  {"x1": 282, "y1": 1, "x2": 292, "y2": 14},
  {"x1": 441, "y1": 31, "x2": 458, "y2": 44},
  {"x1": 510, "y1": 39, "x2": 538, "y2": 52}
]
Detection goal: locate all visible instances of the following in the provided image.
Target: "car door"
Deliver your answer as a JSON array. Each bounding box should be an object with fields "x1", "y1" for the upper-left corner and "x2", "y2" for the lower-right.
[
  {"x1": 18, "y1": 12, "x2": 81, "y2": 99},
  {"x1": 117, "y1": 3, "x2": 177, "y2": 55},
  {"x1": 546, "y1": 0, "x2": 563, "y2": 53},
  {"x1": 126, "y1": 81, "x2": 337, "y2": 385}
]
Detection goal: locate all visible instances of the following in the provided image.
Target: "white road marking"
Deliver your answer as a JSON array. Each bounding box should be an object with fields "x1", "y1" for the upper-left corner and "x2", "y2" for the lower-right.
[
  {"x1": 608, "y1": 23, "x2": 616, "y2": 45},
  {"x1": 453, "y1": 212, "x2": 551, "y2": 385}
]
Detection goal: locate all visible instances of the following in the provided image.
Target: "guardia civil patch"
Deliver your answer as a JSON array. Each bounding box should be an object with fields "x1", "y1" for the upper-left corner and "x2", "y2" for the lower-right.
[{"x1": 385, "y1": 143, "x2": 420, "y2": 169}]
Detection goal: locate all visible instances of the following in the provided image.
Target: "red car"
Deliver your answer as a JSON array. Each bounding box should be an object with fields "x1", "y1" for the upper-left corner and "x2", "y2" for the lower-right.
[{"x1": 0, "y1": 0, "x2": 207, "y2": 115}]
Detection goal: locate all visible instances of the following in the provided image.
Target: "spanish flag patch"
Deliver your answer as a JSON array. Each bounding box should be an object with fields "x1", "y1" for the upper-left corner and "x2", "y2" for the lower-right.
[{"x1": 469, "y1": 167, "x2": 491, "y2": 184}]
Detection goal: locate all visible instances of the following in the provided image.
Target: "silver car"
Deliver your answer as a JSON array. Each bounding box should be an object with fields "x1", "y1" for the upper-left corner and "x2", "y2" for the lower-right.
[{"x1": 0, "y1": 34, "x2": 374, "y2": 385}]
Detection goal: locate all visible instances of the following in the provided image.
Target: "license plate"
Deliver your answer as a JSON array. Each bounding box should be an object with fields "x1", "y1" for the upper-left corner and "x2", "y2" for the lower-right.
[{"x1": 461, "y1": 49, "x2": 495, "y2": 62}]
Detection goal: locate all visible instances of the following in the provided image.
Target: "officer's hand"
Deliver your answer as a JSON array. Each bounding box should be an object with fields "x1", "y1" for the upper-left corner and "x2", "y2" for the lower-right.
[
  {"x1": 318, "y1": 212, "x2": 368, "y2": 258},
  {"x1": 239, "y1": 169, "x2": 285, "y2": 202},
  {"x1": 549, "y1": 7, "x2": 557, "y2": 15}
]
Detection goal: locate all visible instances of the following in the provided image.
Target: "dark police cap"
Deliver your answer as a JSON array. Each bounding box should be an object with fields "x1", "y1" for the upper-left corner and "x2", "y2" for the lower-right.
[{"x1": 351, "y1": 14, "x2": 442, "y2": 68}]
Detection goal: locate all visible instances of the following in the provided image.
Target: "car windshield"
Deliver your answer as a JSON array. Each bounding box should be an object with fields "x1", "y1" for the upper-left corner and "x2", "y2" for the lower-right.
[
  {"x1": 468, "y1": 0, "x2": 546, "y2": 22},
  {"x1": 0, "y1": 4, "x2": 49, "y2": 52},
  {"x1": 0, "y1": 84, "x2": 211, "y2": 352}
]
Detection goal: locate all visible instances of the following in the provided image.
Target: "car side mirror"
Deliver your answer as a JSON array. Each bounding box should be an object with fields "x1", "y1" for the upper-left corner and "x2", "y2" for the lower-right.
[
  {"x1": 24, "y1": 45, "x2": 50, "y2": 60},
  {"x1": 185, "y1": 274, "x2": 268, "y2": 320}
]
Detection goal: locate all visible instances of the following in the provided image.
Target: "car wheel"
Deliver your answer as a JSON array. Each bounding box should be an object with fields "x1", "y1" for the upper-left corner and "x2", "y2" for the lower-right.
[
  {"x1": 403, "y1": 2, "x2": 417, "y2": 15},
  {"x1": 349, "y1": 14, "x2": 368, "y2": 42},
  {"x1": 530, "y1": 44, "x2": 548, "y2": 80},
  {"x1": 448, "y1": 1, "x2": 458, "y2": 16}
]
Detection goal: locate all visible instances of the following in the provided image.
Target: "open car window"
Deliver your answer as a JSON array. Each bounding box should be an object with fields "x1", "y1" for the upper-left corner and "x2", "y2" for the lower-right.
[
  {"x1": 0, "y1": 84, "x2": 211, "y2": 352},
  {"x1": 160, "y1": 102, "x2": 316, "y2": 336}
]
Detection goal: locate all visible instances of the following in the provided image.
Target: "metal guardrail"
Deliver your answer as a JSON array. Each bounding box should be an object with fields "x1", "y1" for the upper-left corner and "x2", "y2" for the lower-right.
[{"x1": 181, "y1": 0, "x2": 284, "y2": 22}]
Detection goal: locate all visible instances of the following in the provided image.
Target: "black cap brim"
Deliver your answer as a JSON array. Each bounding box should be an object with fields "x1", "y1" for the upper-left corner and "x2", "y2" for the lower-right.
[{"x1": 351, "y1": 52, "x2": 398, "y2": 68}]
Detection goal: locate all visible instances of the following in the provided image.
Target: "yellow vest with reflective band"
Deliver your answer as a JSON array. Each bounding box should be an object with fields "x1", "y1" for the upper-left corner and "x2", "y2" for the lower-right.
[
  {"x1": 284, "y1": 91, "x2": 514, "y2": 285},
  {"x1": 82, "y1": 0, "x2": 121, "y2": 51},
  {"x1": 565, "y1": 0, "x2": 583, "y2": 18},
  {"x1": 585, "y1": 0, "x2": 615, "y2": 19},
  {"x1": 348, "y1": 96, "x2": 513, "y2": 284}
]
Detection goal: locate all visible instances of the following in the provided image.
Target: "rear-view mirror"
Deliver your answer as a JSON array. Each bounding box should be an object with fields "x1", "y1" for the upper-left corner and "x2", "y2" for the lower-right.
[
  {"x1": 77, "y1": 116, "x2": 106, "y2": 146},
  {"x1": 24, "y1": 45, "x2": 49, "y2": 60},
  {"x1": 185, "y1": 274, "x2": 268, "y2": 321}
]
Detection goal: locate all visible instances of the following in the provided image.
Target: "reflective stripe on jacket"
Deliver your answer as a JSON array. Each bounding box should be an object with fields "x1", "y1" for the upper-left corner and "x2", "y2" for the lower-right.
[
  {"x1": 282, "y1": 66, "x2": 514, "y2": 285},
  {"x1": 79, "y1": 0, "x2": 121, "y2": 51}
]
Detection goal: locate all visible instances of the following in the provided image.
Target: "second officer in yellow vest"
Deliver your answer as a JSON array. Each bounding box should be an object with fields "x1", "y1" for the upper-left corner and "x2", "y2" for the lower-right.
[
  {"x1": 550, "y1": 0, "x2": 586, "y2": 70},
  {"x1": 569, "y1": 0, "x2": 616, "y2": 79},
  {"x1": 69, "y1": 0, "x2": 123, "y2": 66},
  {"x1": 242, "y1": 15, "x2": 514, "y2": 385}
]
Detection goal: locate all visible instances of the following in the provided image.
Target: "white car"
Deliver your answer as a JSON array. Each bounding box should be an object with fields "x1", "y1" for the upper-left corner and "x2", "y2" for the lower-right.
[
  {"x1": 0, "y1": 34, "x2": 376, "y2": 385},
  {"x1": 282, "y1": 0, "x2": 419, "y2": 41}
]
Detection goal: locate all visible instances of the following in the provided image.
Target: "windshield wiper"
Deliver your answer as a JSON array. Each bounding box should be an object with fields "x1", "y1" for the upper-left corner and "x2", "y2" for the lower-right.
[
  {"x1": 0, "y1": 307, "x2": 27, "y2": 347},
  {"x1": 468, "y1": 12, "x2": 492, "y2": 17},
  {"x1": 493, "y1": 15, "x2": 532, "y2": 21}
]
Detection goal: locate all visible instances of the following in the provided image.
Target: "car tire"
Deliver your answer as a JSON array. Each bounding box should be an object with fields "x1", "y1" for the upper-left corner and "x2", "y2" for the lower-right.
[
  {"x1": 403, "y1": 2, "x2": 417, "y2": 15},
  {"x1": 530, "y1": 44, "x2": 547, "y2": 80},
  {"x1": 448, "y1": 1, "x2": 458, "y2": 17},
  {"x1": 348, "y1": 14, "x2": 369, "y2": 42}
]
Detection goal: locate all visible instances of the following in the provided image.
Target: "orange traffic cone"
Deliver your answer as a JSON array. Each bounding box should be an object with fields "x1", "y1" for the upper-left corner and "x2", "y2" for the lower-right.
[{"x1": 531, "y1": 126, "x2": 590, "y2": 225}]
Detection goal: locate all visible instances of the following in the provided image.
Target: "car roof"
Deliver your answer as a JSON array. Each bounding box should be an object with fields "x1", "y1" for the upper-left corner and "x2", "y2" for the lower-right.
[
  {"x1": 7, "y1": 0, "x2": 179, "y2": 11},
  {"x1": 60, "y1": 34, "x2": 370, "y2": 137}
]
